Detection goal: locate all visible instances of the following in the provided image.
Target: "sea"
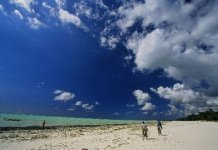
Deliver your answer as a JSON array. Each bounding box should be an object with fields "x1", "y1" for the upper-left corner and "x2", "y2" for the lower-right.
[{"x1": 0, "y1": 114, "x2": 142, "y2": 127}]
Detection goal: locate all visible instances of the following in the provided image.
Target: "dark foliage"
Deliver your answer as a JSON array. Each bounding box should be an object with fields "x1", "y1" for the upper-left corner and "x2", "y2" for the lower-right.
[{"x1": 178, "y1": 109, "x2": 218, "y2": 121}]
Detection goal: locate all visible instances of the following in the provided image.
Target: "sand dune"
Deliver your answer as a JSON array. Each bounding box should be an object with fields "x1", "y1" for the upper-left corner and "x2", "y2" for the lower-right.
[{"x1": 0, "y1": 121, "x2": 217, "y2": 150}]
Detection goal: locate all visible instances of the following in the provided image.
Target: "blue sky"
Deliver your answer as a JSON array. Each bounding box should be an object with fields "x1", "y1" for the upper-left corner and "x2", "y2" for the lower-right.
[{"x1": 0, "y1": 0, "x2": 218, "y2": 119}]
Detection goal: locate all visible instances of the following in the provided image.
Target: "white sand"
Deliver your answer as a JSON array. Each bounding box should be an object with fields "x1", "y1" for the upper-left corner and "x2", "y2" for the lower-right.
[{"x1": 0, "y1": 121, "x2": 218, "y2": 150}]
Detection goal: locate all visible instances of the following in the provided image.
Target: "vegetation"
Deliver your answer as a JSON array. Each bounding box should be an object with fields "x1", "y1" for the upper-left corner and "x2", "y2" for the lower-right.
[{"x1": 178, "y1": 109, "x2": 218, "y2": 121}]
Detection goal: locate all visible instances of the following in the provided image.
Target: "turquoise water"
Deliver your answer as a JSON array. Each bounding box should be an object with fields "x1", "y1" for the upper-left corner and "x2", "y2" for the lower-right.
[{"x1": 0, "y1": 114, "x2": 141, "y2": 127}]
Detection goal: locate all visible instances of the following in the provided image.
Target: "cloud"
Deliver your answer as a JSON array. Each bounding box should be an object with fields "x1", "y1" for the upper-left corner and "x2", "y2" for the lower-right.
[
  {"x1": 117, "y1": 0, "x2": 218, "y2": 98},
  {"x1": 75, "y1": 101, "x2": 82, "y2": 106},
  {"x1": 67, "y1": 108, "x2": 75, "y2": 111},
  {"x1": 54, "y1": 91, "x2": 75, "y2": 102},
  {"x1": 133, "y1": 89, "x2": 155, "y2": 113},
  {"x1": 10, "y1": 0, "x2": 34, "y2": 12},
  {"x1": 116, "y1": 1, "x2": 147, "y2": 32},
  {"x1": 42, "y1": 2, "x2": 51, "y2": 9},
  {"x1": 36, "y1": 82, "x2": 45, "y2": 88},
  {"x1": 151, "y1": 83, "x2": 218, "y2": 115},
  {"x1": 127, "y1": 111, "x2": 133, "y2": 114},
  {"x1": 95, "y1": 101, "x2": 100, "y2": 105},
  {"x1": 5, "y1": 0, "x2": 107, "y2": 31},
  {"x1": 41, "y1": 2, "x2": 56, "y2": 16},
  {"x1": 14, "y1": 10, "x2": 23, "y2": 19},
  {"x1": 53, "y1": 89, "x2": 63, "y2": 94},
  {"x1": 165, "y1": 104, "x2": 183, "y2": 116},
  {"x1": 27, "y1": 17, "x2": 44, "y2": 29},
  {"x1": 0, "y1": 4, "x2": 6, "y2": 15},
  {"x1": 133, "y1": 90, "x2": 150, "y2": 105},
  {"x1": 126, "y1": 104, "x2": 135, "y2": 108},
  {"x1": 72, "y1": 0, "x2": 110, "y2": 21},
  {"x1": 95, "y1": 0, "x2": 108, "y2": 9},
  {"x1": 142, "y1": 112, "x2": 148, "y2": 115},
  {"x1": 73, "y1": 2, "x2": 94, "y2": 19},
  {"x1": 58, "y1": 9, "x2": 81, "y2": 27},
  {"x1": 124, "y1": 55, "x2": 132, "y2": 61},
  {"x1": 140, "y1": 102, "x2": 155, "y2": 111},
  {"x1": 81, "y1": 103, "x2": 94, "y2": 111},
  {"x1": 100, "y1": 35, "x2": 119, "y2": 49},
  {"x1": 127, "y1": 29, "x2": 169, "y2": 71},
  {"x1": 55, "y1": 0, "x2": 65, "y2": 8},
  {"x1": 94, "y1": 0, "x2": 218, "y2": 115},
  {"x1": 114, "y1": 112, "x2": 120, "y2": 116},
  {"x1": 2, "y1": 0, "x2": 217, "y2": 116},
  {"x1": 150, "y1": 83, "x2": 200, "y2": 104},
  {"x1": 75, "y1": 100, "x2": 99, "y2": 111},
  {"x1": 94, "y1": 0, "x2": 218, "y2": 99},
  {"x1": 0, "y1": 4, "x2": 4, "y2": 11},
  {"x1": 0, "y1": 4, "x2": 3, "y2": 9}
]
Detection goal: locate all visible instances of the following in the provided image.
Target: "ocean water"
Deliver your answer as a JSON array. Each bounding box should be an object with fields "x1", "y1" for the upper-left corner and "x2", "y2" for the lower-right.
[{"x1": 0, "y1": 114, "x2": 142, "y2": 127}]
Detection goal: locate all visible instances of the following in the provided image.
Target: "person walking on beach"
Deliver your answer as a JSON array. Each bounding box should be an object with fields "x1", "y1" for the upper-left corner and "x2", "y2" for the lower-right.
[
  {"x1": 157, "y1": 120, "x2": 162, "y2": 135},
  {"x1": 42, "y1": 120, "x2": 46, "y2": 129},
  {"x1": 141, "y1": 121, "x2": 148, "y2": 140}
]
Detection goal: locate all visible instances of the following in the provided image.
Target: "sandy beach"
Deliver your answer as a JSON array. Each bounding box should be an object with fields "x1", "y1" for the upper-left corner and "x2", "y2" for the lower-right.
[{"x1": 0, "y1": 121, "x2": 217, "y2": 150}]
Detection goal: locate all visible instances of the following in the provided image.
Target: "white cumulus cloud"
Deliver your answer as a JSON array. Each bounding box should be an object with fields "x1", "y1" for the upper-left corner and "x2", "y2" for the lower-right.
[
  {"x1": 140, "y1": 102, "x2": 155, "y2": 111},
  {"x1": 151, "y1": 83, "x2": 200, "y2": 104},
  {"x1": 75, "y1": 101, "x2": 82, "y2": 106},
  {"x1": 95, "y1": 0, "x2": 218, "y2": 100},
  {"x1": 75, "y1": 100, "x2": 99, "y2": 111},
  {"x1": 133, "y1": 89, "x2": 150, "y2": 105},
  {"x1": 53, "y1": 89, "x2": 63, "y2": 94},
  {"x1": 100, "y1": 35, "x2": 119, "y2": 49},
  {"x1": 42, "y1": 2, "x2": 51, "y2": 9},
  {"x1": 81, "y1": 103, "x2": 94, "y2": 111},
  {"x1": 55, "y1": 0, "x2": 65, "y2": 8},
  {"x1": 54, "y1": 91, "x2": 75, "y2": 102},
  {"x1": 133, "y1": 89, "x2": 155, "y2": 113},
  {"x1": 10, "y1": 0, "x2": 34, "y2": 12},
  {"x1": 58, "y1": 9, "x2": 81, "y2": 27},
  {"x1": 14, "y1": 9, "x2": 23, "y2": 19},
  {"x1": 151, "y1": 83, "x2": 218, "y2": 115},
  {"x1": 27, "y1": 17, "x2": 44, "y2": 29},
  {"x1": 119, "y1": 0, "x2": 218, "y2": 98},
  {"x1": 95, "y1": 0, "x2": 218, "y2": 115}
]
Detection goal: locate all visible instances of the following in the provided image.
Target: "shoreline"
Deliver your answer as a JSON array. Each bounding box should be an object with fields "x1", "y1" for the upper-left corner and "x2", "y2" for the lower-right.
[
  {"x1": 0, "y1": 113, "x2": 144, "y2": 121},
  {"x1": 0, "y1": 123, "x2": 140, "y2": 131},
  {"x1": 1, "y1": 120, "x2": 214, "y2": 131}
]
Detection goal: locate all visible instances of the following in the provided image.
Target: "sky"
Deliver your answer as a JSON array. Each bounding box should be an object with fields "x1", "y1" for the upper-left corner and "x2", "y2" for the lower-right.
[{"x1": 0, "y1": 0, "x2": 218, "y2": 120}]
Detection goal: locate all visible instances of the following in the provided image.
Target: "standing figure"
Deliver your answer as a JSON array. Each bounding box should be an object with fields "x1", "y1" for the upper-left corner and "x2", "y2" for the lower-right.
[
  {"x1": 157, "y1": 120, "x2": 162, "y2": 135},
  {"x1": 42, "y1": 120, "x2": 46, "y2": 129},
  {"x1": 141, "y1": 121, "x2": 148, "y2": 140}
]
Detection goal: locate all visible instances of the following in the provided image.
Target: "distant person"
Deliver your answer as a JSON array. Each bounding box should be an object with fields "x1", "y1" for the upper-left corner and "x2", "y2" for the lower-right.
[
  {"x1": 42, "y1": 120, "x2": 46, "y2": 129},
  {"x1": 157, "y1": 120, "x2": 163, "y2": 135},
  {"x1": 141, "y1": 121, "x2": 148, "y2": 140}
]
